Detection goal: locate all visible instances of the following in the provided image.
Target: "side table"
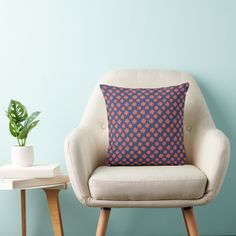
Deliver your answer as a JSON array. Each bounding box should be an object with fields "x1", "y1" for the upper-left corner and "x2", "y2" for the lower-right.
[{"x1": 1, "y1": 178, "x2": 68, "y2": 236}]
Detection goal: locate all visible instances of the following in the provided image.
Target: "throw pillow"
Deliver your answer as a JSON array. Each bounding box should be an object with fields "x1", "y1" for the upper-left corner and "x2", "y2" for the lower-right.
[{"x1": 100, "y1": 83, "x2": 189, "y2": 166}]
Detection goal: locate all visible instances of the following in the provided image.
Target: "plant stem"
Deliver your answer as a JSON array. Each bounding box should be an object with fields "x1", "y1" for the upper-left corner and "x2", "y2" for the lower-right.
[
  {"x1": 17, "y1": 137, "x2": 21, "y2": 146},
  {"x1": 17, "y1": 138, "x2": 26, "y2": 146}
]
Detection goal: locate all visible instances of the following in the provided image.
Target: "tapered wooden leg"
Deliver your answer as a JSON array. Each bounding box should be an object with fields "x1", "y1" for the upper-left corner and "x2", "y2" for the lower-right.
[
  {"x1": 21, "y1": 190, "x2": 26, "y2": 236},
  {"x1": 182, "y1": 207, "x2": 199, "y2": 236},
  {"x1": 44, "y1": 189, "x2": 64, "y2": 236},
  {"x1": 96, "y1": 208, "x2": 111, "y2": 236}
]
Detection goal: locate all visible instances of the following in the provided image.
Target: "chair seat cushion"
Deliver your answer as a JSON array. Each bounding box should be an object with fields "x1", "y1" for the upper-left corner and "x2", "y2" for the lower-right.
[{"x1": 89, "y1": 165, "x2": 207, "y2": 201}]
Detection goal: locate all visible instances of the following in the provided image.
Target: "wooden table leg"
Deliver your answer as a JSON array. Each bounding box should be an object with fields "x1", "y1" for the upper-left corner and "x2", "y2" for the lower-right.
[
  {"x1": 21, "y1": 190, "x2": 26, "y2": 236},
  {"x1": 44, "y1": 189, "x2": 64, "y2": 236}
]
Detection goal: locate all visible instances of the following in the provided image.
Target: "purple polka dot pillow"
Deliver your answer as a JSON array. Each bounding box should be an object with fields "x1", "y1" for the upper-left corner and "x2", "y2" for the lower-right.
[{"x1": 100, "y1": 83, "x2": 189, "y2": 166}]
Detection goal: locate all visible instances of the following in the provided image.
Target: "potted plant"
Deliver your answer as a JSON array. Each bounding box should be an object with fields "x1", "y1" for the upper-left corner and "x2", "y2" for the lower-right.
[{"x1": 6, "y1": 99, "x2": 40, "y2": 166}]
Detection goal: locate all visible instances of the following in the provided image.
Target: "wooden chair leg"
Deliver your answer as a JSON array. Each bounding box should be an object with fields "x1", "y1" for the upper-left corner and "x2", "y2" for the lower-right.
[
  {"x1": 44, "y1": 189, "x2": 64, "y2": 236},
  {"x1": 96, "y1": 208, "x2": 111, "y2": 236},
  {"x1": 182, "y1": 207, "x2": 199, "y2": 236},
  {"x1": 21, "y1": 190, "x2": 26, "y2": 236}
]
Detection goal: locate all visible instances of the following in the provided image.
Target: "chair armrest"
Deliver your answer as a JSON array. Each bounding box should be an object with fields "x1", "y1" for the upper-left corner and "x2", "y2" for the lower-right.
[
  {"x1": 192, "y1": 128, "x2": 230, "y2": 198},
  {"x1": 64, "y1": 126, "x2": 100, "y2": 205}
]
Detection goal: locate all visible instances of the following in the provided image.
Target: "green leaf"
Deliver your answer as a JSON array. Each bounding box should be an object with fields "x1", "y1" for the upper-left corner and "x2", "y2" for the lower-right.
[
  {"x1": 7, "y1": 100, "x2": 28, "y2": 122},
  {"x1": 9, "y1": 120, "x2": 24, "y2": 137},
  {"x1": 24, "y1": 111, "x2": 40, "y2": 127},
  {"x1": 18, "y1": 128, "x2": 28, "y2": 139},
  {"x1": 27, "y1": 120, "x2": 40, "y2": 133},
  {"x1": 18, "y1": 120, "x2": 40, "y2": 139}
]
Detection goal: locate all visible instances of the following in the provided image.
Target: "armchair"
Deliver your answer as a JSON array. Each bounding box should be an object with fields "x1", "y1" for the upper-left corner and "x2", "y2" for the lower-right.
[{"x1": 65, "y1": 70, "x2": 230, "y2": 236}]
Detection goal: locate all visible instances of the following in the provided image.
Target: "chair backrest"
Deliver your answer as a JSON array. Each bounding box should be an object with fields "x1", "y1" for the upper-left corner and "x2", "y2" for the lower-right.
[{"x1": 80, "y1": 70, "x2": 215, "y2": 165}]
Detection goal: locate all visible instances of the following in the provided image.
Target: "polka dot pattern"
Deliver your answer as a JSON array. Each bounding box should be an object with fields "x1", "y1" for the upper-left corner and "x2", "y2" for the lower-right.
[{"x1": 100, "y1": 83, "x2": 189, "y2": 166}]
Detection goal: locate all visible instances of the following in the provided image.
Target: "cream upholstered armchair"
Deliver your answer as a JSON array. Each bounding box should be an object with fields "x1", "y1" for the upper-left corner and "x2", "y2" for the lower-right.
[{"x1": 64, "y1": 70, "x2": 230, "y2": 236}]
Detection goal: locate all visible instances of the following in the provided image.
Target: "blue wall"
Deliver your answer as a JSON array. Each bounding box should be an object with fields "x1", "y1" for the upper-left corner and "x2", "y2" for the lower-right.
[{"x1": 0, "y1": 1, "x2": 235, "y2": 235}]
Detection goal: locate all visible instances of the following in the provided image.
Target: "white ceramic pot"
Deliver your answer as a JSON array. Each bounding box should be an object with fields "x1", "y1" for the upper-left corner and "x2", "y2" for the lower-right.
[{"x1": 11, "y1": 146, "x2": 34, "y2": 167}]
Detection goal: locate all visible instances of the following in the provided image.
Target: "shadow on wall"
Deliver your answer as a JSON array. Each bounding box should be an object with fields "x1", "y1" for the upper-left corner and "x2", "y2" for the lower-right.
[{"x1": 108, "y1": 208, "x2": 184, "y2": 236}]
